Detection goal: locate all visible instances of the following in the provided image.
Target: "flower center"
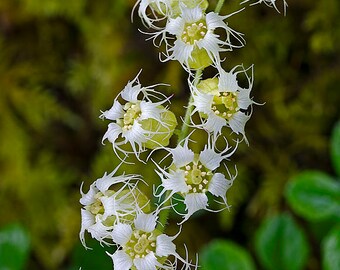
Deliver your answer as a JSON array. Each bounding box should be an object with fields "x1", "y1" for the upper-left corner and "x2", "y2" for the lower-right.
[
  {"x1": 85, "y1": 190, "x2": 115, "y2": 215},
  {"x1": 182, "y1": 161, "x2": 212, "y2": 193},
  {"x1": 181, "y1": 20, "x2": 208, "y2": 45},
  {"x1": 212, "y1": 92, "x2": 239, "y2": 120},
  {"x1": 124, "y1": 230, "x2": 157, "y2": 259},
  {"x1": 121, "y1": 102, "x2": 141, "y2": 131},
  {"x1": 86, "y1": 192, "x2": 104, "y2": 215}
]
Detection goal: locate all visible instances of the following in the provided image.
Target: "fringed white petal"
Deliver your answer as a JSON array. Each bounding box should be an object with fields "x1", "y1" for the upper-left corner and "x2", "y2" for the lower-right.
[
  {"x1": 192, "y1": 89, "x2": 213, "y2": 114},
  {"x1": 102, "y1": 122, "x2": 122, "y2": 144},
  {"x1": 204, "y1": 112, "x2": 226, "y2": 135},
  {"x1": 156, "y1": 234, "x2": 176, "y2": 257},
  {"x1": 162, "y1": 170, "x2": 189, "y2": 194},
  {"x1": 237, "y1": 87, "x2": 253, "y2": 109},
  {"x1": 111, "y1": 223, "x2": 132, "y2": 246},
  {"x1": 170, "y1": 145, "x2": 194, "y2": 168},
  {"x1": 100, "y1": 101, "x2": 124, "y2": 121},
  {"x1": 110, "y1": 250, "x2": 133, "y2": 270},
  {"x1": 80, "y1": 209, "x2": 95, "y2": 248},
  {"x1": 87, "y1": 218, "x2": 111, "y2": 243},
  {"x1": 218, "y1": 69, "x2": 239, "y2": 93},
  {"x1": 134, "y1": 212, "x2": 157, "y2": 232},
  {"x1": 181, "y1": 6, "x2": 203, "y2": 23},
  {"x1": 205, "y1": 12, "x2": 226, "y2": 29},
  {"x1": 123, "y1": 121, "x2": 148, "y2": 145},
  {"x1": 169, "y1": 40, "x2": 194, "y2": 65},
  {"x1": 80, "y1": 183, "x2": 97, "y2": 206},
  {"x1": 139, "y1": 101, "x2": 164, "y2": 122},
  {"x1": 183, "y1": 193, "x2": 208, "y2": 221},
  {"x1": 199, "y1": 148, "x2": 224, "y2": 171},
  {"x1": 197, "y1": 33, "x2": 221, "y2": 59},
  {"x1": 228, "y1": 111, "x2": 250, "y2": 135},
  {"x1": 166, "y1": 17, "x2": 184, "y2": 35},
  {"x1": 121, "y1": 81, "x2": 142, "y2": 103},
  {"x1": 208, "y1": 173, "x2": 232, "y2": 199},
  {"x1": 134, "y1": 252, "x2": 158, "y2": 270},
  {"x1": 95, "y1": 171, "x2": 122, "y2": 193}
]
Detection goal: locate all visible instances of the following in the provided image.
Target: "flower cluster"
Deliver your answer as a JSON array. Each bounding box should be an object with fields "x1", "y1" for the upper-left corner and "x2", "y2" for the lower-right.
[{"x1": 80, "y1": 0, "x2": 287, "y2": 269}]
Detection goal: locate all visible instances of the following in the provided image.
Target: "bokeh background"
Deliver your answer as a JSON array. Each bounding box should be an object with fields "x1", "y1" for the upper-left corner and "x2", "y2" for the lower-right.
[{"x1": 0, "y1": 0, "x2": 339, "y2": 269}]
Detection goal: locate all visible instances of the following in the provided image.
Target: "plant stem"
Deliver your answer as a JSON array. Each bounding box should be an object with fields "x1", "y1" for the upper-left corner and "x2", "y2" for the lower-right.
[
  {"x1": 156, "y1": 0, "x2": 226, "y2": 232},
  {"x1": 177, "y1": 69, "x2": 202, "y2": 144},
  {"x1": 156, "y1": 69, "x2": 202, "y2": 232},
  {"x1": 215, "y1": 0, "x2": 226, "y2": 13}
]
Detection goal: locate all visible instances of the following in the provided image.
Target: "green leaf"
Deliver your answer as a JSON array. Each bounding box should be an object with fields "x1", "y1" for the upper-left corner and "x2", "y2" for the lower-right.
[
  {"x1": 331, "y1": 121, "x2": 340, "y2": 177},
  {"x1": 254, "y1": 213, "x2": 309, "y2": 270},
  {"x1": 285, "y1": 171, "x2": 340, "y2": 221},
  {"x1": 0, "y1": 223, "x2": 30, "y2": 270},
  {"x1": 322, "y1": 225, "x2": 340, "y2": 270},
  {"x1": 201, "y1": 239, "x2": 256, "y2": 270},
  {"x1": 68, "y1": 239, "x2": 113, "y2": 270}
]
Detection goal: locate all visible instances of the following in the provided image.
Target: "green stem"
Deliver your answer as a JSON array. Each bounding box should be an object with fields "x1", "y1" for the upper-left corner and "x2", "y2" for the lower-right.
[
  {"x1": 215, "y1": 0, "x2": 226, "y2": 13},
  {"x1": 156, "y1": 0, "x2": 226, "y2": 232},
  {"x1": 156, "y1": 69, "x2": 202, "y2": 232}
]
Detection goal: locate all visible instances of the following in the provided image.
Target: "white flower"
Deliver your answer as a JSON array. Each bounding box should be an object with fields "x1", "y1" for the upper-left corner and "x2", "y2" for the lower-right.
[
  {"x1": 79, "y1": 167, "x2": 147, "y2": 248},
  {"x1": 100, "y1": 72, "x2": 175, "y2": 160},
  {"x1": 191, "y1": 65, "x2": 254, "y2": 141},
  {"x1": 107, "y1": 211, "x2": 194, "y2": 270},
  {"x1": 155, "y1": 137, "x2": 236, "y2": 223},
  {"x1": 241, "y1": 0, "x2": 288, "y2": 15},
  {"x1": 149, "y1": 6, "x2": 245, "y2": 71}
]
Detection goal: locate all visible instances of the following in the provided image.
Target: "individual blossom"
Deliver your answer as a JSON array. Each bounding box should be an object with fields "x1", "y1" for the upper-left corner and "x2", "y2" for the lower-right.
[
  {"x1": 191, "y1": 65, "x2": 254, "y2": 142},
  {"x1": 100, "y1": 72, "x2": 177, "y2": 160},
  {"x1": 148, "y1": 5, "x2": 245, "y2": 71},
  {"x1": 241, "y1": 0, "x2": 288, "y2": 15},
  {"x1": 155, "y1": 136, "x2": 236, "y2": 223},
  {"x1": 107, "y1": 210, "x2": 195, "y2": 270},
  {"x1": 79, "y1": 167, "x2": 149, "y2": 248}
]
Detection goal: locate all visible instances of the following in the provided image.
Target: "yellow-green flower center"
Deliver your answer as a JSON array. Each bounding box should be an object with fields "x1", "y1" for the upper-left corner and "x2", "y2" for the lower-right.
[
  {"x1": 124, "y1": 230, "x2": 157, "y2": 259},
  {"x1": 85, "y1": 190, "x2": 115, "y2": 215},
  {"x1": 121, "y1": 102, "x2": 141, "y2": 131},
  {"x1": 86, "y1": 192, "x2": 103, "y2": 215},
  {"x1": 212, "y1": 92, "x2": 239, "y2": 120},
  {"x1": 181, "y1": 20, "x2": 208, "y2": 45},
  {"x1": 182, "y1": 161, "x2": 212, "y2": 193}
]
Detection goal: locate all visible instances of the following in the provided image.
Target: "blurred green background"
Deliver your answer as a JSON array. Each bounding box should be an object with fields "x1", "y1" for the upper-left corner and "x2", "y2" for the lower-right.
[{"x1": 0, "y1": 0, "x2": 339, "y2": 269}]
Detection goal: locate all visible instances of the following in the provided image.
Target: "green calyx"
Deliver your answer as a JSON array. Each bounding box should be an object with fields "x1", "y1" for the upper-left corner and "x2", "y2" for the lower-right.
[
  {"x1": 197, "y1": 78, "x2": 219, "y2": 95},
  {"x1": 170, "y1": 0, "x2": 209, "y2": 18},
  {"x1": 141, "y1": 108, "x2": 178, "y2": 149},
  {"x1": 188, "y1": 47, "x2": 213, "y2": 70}
]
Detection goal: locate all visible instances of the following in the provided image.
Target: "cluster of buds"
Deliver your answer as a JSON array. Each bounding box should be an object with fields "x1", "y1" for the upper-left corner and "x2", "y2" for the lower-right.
[{"x1": 80, "y1": 0, "x2": 287, "y2": 269}]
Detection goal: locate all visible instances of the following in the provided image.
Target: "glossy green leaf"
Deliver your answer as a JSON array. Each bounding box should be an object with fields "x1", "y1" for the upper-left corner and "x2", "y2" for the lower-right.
[
  {"x1": 0, "y1": 223, "x2": 30, "y2": 270},
  {"x1": 255, "y1": 213, "x2": 309, "y2": 270},
  {"x1": 322, "y1": 226, "x2": 340, "y2": 270},
  {"x1": 285, "y1": 171, "x2": 340, "y2": 221},
  {"x1": 201, "y1": 239, "x2": 256, "y2": 270},
  {"x1": 331, "y1": 121, "x2": 340, "y2": 177}
]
